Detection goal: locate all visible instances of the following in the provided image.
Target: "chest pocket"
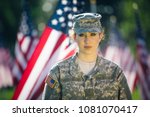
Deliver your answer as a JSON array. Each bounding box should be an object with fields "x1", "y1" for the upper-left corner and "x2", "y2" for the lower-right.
[
  {"x1": 61, "y1": 79, "x2": 85, "y2": 99},
  {"x1": 94, "y1": 79, "x2": 119, "y2": 99}
]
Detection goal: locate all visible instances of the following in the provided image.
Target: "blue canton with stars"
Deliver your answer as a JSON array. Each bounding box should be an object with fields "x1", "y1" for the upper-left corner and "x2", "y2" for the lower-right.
[
  {"x1": 19, "y1": 1, "x2": 37, "y2": 37},
  {"x1": 48, "y1": 0, "x2": 86, "y2": 35}
]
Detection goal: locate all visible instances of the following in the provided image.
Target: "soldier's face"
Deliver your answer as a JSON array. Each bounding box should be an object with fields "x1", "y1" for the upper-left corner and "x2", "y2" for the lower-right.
[{"x1": 75, "y1": 32, "x2": 103, "y2": 55}]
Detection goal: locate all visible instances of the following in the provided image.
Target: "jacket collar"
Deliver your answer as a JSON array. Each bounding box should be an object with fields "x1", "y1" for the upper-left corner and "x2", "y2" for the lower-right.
[{"x1": 69, "y1": 54, "x2": 102, "y2": 78}]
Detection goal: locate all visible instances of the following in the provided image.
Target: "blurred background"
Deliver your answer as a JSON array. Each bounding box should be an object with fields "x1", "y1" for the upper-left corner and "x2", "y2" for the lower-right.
[{"x1": 0, "y1": 0, "x2": 150, "y2": 100}]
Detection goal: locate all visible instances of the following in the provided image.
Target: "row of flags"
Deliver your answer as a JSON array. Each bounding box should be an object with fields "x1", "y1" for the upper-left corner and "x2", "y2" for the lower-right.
[
  {"x1": 0, "y1": 0, "x2": 150, "y2": 99},
  {"x1": 12, "y1": 1, "x2": 39, "y2": 85},
  {"x1": 134, "y1": 12, "x2": 150, "y2": 99},
  {"x1": 104, "y1": 12, "x2": 150, "y2": 99},
  {"x1": 12, "y1": 0, "x2": 86, "y2": 100},
  {"x1": 0, "y1": 21, "x2": 13, "y2": 88},
  {"x1": 0, "y1": 47, "x2": 13, "y2": 88},
  {"x1": 104, "y1": 17, "x2": 137, "y2": 92}
]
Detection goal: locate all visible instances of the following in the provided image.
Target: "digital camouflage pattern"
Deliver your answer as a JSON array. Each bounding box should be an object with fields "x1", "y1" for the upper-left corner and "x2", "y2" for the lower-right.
[
  {"x1": 42, "y1": 55, "x2": 132, "y2": 100},
  {"x1": 72, "y1": 13, "x2": 102, "y2": 34}
]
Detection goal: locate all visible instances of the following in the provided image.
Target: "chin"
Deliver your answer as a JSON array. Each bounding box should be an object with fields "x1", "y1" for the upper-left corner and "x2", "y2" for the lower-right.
[{"x1": 83, "y1": 51, "x2": 93, "y2": 55}]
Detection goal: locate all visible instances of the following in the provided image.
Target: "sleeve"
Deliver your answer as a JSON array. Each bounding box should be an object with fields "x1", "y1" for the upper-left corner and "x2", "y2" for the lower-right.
[
  {"x1": 42, "y1": 66, "x2": 61, "y2": 100},
  {"x1": 117, "y1": 69, "x2": 132, "y2": 100}
]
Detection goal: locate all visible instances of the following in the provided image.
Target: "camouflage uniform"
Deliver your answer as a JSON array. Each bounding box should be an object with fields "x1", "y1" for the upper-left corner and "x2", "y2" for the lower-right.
[{"x1": 42, "y1": 55, "x2": 132, "y2": 100}]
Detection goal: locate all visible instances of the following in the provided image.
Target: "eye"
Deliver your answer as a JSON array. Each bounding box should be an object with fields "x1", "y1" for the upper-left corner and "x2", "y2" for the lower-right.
[
  {"x1": 91, "y1": 33, "x2": 96, "y2": 36},
  {"x1": 78, "y1": 33, "x2": 85, "y2": 37}
]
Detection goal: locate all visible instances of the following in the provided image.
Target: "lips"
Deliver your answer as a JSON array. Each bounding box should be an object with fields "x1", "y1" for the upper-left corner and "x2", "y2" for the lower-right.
[{"x1": 84, "y1": 46, "x2": 92, "y2": 48}]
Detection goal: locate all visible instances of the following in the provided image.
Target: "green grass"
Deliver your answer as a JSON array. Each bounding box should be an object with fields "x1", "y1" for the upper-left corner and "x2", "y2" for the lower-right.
[
  {"x1": 0, "y1": 87, "x2": 15, "y2": 100},
  {"x1": 0, "y1": 86, "x2": 141, "y2": 100},
  {"x1": 132, "y1": 86, "x2": 142, "y2": 100}
]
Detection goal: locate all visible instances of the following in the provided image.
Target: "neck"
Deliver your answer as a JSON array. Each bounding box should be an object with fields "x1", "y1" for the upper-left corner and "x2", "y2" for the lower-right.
[{"x1": 77, "y1": 52, "x2": 97, "y2": 62}]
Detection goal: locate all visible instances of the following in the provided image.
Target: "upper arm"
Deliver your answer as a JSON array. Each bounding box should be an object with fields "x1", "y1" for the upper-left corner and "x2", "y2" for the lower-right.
[
  {"x1": 42, "y1": 80, "x2": 61, "y2": 100},
  {"x1": 118, "y1": 71, "x2": 132, "y2": 100},
  {"x1": 42, "y1": 66, "x2": 61, "y2": 100}
]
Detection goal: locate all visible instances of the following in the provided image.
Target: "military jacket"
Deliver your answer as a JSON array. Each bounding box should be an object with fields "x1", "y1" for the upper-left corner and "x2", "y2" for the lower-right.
[{"x1": 42, "y1": 55, "x2": 132, "y2": 100}]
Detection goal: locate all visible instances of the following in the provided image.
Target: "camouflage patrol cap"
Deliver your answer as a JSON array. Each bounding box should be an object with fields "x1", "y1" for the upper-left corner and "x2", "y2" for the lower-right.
[{"x1": 72, "y1": 13, "x2": 102, "y2": 34}]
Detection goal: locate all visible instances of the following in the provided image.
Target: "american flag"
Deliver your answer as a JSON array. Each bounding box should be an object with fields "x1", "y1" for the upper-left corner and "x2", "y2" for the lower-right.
[
  {"x1": 0, "y1": 47, "x2": 13, "y2": 88},
  {"x1": 12, "y1": 0, "x2": 86, "y2": 100},
  {"x1": 135, "y1": 11, "x2": 150, "y2": 99},
  {"x1": 12, "y1": 1, "x2": 38, "y2": 85},
  {"x1": 0, "y1": 29, "x2": 13, "y2": 88},
  {"x1": 104, "y1": 18, "x2": 137, "y2": 92}
]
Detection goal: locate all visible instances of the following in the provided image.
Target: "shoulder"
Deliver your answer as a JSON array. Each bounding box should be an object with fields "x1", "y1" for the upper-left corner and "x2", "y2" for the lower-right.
[
  {"x1": 98, "y1": 56, "x2": 124, "y2": 80},
  {"x1": 58, "y1": 56, "x2": 73, "y2": 68},
  {"x1": 99, "y1": 56, "x2": 121, "y2": 70},
  {"x1": 50, "y1": 56, "x2": 74, "y2": 74}
]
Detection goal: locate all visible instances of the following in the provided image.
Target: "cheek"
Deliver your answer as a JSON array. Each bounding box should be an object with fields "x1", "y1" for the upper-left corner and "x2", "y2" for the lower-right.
[
  {"x1": 94, "y1": 42, "x2": 100, "y2": 48},
  {"x1": 93, "y1": 37, "x2": 101, "y2": 44}
]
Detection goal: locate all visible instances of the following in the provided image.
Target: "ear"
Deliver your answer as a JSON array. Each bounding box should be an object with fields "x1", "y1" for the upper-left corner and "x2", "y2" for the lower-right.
[{"x1": 99, "y1": 32, "x2": 104, "y2": 41}]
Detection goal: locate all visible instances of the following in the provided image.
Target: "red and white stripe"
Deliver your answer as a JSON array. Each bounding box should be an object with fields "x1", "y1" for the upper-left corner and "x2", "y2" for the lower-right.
[
  {"x1": 12, "y1": 32, "x2": 38, "y2": 82},
  {"x1": 104, "y1": 46, "x2": 121, "y2": 66},
  {"x1": 12, "y1": 26, "x2": 77, "y2": 99},
  {"x1": 120, "y1": 47, "x2": 137, "y2": 91}
]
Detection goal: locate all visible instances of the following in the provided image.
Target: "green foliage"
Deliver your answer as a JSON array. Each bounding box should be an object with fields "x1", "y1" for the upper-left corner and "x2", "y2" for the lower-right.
[
  {"x1": 119, "y1": 0, "x2": 150, "y2": 50},
  {"x1": 0, "y1": 87, "x2": 15, "y2": 100}
]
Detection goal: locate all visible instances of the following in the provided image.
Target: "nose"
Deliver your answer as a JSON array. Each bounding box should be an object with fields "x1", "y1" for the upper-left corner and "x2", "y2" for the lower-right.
[{"x1": 84, "y1": 35, "x2": 90, "y2": 44}]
